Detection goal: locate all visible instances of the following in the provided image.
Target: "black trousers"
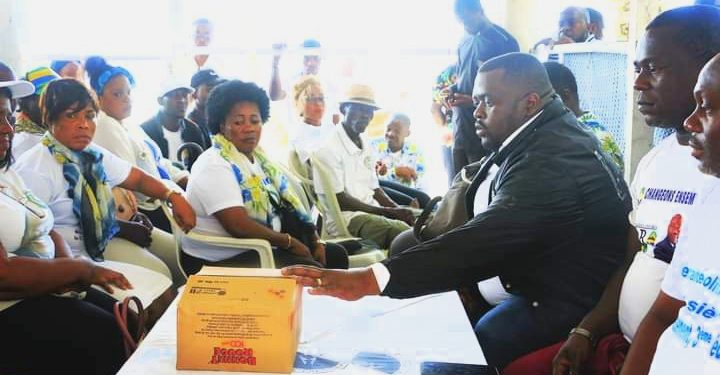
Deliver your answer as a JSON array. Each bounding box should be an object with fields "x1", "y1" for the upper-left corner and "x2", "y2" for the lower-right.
[
  {"x1": 452, "y1": 146, "x2": 485, "y2": 175},
  {"x1": 380, "y1": 180, "x2": 431, "y2": 208},
  {"x1": 0, "y1": 289, "x2": 126, "y2": 375},
  {"x1": 181, "y1": 242, "x2": 349, "y2": 275}
]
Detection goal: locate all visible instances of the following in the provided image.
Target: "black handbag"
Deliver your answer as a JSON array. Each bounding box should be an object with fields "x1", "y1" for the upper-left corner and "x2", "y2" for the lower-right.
[{"x1": 268, "y1": 193, "x2": 316, "y2": 248}]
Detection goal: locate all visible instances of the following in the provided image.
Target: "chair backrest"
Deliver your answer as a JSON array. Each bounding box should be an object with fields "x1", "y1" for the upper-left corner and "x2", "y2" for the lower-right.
[
  {"x1": 305, "y1": 155, "x2": 355, "y2": 239},
  {"x1": 160, "y1": 204, "x2": 190, "y2": 279}
]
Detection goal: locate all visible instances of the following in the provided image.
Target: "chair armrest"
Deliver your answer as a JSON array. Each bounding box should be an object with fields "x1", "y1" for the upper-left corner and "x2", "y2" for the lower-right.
[{"x1": 185, "y1": 231, "x2": 276, "y2": 269}]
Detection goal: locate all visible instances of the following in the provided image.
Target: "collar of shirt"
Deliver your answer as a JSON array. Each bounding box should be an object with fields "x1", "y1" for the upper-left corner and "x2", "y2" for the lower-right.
[
  {"x1": 338, "y1": 124, "x2": 364, "y2": 155},
  {"x1": 498, "y1": 110, "x2": 544, "y2": 153}
]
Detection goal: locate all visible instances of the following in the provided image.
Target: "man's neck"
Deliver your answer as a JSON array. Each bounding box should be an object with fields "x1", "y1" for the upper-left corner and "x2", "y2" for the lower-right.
[
  {"x1": 388, "y1": 142, "x2": 403, "y2": 153},
  {"x1": 160, "y1": 112, "x2": 182, "y2": 132},
  {"x1": 342, "y1": 122, "x2": 362, "y2": 149}
]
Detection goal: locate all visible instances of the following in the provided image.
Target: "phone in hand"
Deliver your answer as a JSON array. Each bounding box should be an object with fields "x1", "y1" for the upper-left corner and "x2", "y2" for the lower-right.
[{"x1": 420, "y1": 361, "x2": 499, "y2": 375}]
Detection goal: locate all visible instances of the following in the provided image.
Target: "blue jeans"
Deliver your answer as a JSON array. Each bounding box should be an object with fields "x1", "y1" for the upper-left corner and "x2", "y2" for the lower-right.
[{"x1": 474, "y1": 295, "x2": 588, "y2": 369}]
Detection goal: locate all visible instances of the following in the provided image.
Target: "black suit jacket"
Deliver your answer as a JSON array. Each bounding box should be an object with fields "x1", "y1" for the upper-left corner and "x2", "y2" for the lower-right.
[
  {"x1": 383, "y1": 98, "x2": 631, "y2": 311},
  {"x1": 140, "y1": 113, "x2": 211, "y2": 159}
]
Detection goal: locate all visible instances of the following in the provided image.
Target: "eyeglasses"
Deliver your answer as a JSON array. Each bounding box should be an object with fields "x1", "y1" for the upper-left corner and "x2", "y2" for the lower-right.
[{"x1": 305, "y1": 96, "x2": 325, "y2": 104}]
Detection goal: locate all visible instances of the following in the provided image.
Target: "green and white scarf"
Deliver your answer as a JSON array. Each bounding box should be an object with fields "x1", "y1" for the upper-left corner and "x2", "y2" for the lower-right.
[
  {"x1": 213, "y1": 134, "x2": 312, "y2": 227},
  {"x1": 42, "y1": 133, "x2": 118, "y2": 260}
]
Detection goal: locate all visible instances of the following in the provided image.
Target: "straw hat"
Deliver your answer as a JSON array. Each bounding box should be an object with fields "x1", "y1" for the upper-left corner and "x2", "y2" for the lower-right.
[{"x1": 339, "y1": 83, "x2": 380, "y2": 110}]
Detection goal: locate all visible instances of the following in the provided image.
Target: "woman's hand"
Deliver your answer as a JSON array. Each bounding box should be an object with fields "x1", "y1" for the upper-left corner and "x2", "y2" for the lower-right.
[
  {"x1": 117, "y1": 220, "x2": 152, "y2": 248},
  {"x1": 169, "y1": 193, "x2": 196, "y2": 233},
  {"x1": 87, "y1": 263, "x2": 133, "y2": 294},
  {"x1": 287, "y1": 237, "x2": 313, "y2": 259},
  {"x1": 312, "y1": 242, "x2": 327, "y2": 266}
]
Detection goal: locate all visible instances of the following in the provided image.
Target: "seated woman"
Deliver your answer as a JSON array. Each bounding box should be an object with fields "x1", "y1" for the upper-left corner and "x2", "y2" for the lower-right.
[
  {"x1": 289, "y1": 76, "x2": 335, "y2": 169},
  {"x1": 87, "y1": 58, "x2": 187, "y2": 283},
  {"x1": 14, "y1": 78, "x2": 196, "y2": 280},
  {"x1": 183, "y1": 80, "x2": 348, "y2": 273},
  {"x1": 0, "y1": 77, "x2": 129, "y2": 375},
  {"x1": 12, "y1": 66, "x2": 60, "y2": 157}
]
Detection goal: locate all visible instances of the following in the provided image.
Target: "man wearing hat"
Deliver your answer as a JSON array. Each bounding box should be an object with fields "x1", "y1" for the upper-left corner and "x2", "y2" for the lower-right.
[
  {"x1": 13, "y1": 67, "x2": 60, "y2": 157},
  {"x1": 140, "y1": 81, "x2": 210, "y2": 162},
  {"x1": 188, "y1": 68, "x2": 223, "y2": 134},
  {"x1": 311, "y1": 84, "x2": 415, "y2": 249}
]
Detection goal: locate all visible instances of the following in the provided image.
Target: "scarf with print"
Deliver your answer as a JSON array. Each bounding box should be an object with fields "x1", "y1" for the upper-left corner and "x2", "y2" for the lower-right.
[
  {"x1": 14, "y1": 112, "x2": 46, "y2": 135},
  {"x1": 42, "y1": 133, "x2": 118, "y2": 260},
  {"x1": 212, "y1": 134, "x2": 312, "y2": 227}
]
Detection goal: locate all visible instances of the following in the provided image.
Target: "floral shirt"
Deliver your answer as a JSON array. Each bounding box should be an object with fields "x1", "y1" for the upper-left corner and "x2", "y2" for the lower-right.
[
  {"x1": 578, "y1": 112, "x2": 624, "y2": 172},
  {"x1": 370, "y1": 138, "x2": 426, "y2": 190}
]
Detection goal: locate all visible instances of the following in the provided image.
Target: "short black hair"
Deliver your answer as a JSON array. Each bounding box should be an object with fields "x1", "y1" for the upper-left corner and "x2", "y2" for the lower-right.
[
  {"x1": 454, "y1": 0, "x2": 483, "y2": 15},
  {"x1": 544, "y1": 61, "x2": 578, "y2": 96},
  {"x1": 0, "y1": 87, "x2": 12, "y2": 169},
  {"x1": 647, "y1": 5, "x2": 720, "y2": 63},
  {"x1": 479, "y1": 53, "x2": 554, "y2": 97},
  {"x1": 41, "y1": 79, "x2": 99, "y2": 126},
  {"x1": 206, "y1": 80, "x2": 270, "y2": 135}
]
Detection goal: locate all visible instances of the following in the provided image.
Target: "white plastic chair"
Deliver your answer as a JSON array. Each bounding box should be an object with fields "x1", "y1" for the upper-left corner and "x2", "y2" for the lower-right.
[{"x1": 161, "y1": 204, "x2": 275, "y2": 278}]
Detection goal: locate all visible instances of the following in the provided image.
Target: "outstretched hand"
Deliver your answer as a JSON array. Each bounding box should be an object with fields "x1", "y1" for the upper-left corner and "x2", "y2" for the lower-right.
[{"x1": 281, "y1": 266, "x2": 381, "y2": 301}]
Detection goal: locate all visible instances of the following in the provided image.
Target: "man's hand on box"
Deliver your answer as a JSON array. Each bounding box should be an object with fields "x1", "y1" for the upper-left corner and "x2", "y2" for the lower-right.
[{"x1": 281, "y1": 266, "x2": 380, "y2": 301}]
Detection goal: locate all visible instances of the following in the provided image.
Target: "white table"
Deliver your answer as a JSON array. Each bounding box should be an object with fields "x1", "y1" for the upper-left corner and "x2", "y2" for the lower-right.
[{"x1": 118, "y1": 291, "x2": 486, "y2": 374}]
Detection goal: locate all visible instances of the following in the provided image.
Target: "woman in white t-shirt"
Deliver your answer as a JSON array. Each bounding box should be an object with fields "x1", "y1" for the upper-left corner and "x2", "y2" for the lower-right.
[
  {"x1": 14, "y1": 79, "x2": 197, "y2": 279},
  {"x1": 183, "y1": 80, "x2": 348, "y2": 272},
  {"x1": 288, "y1": 76, "x2": 335, "y2": 167},
  {"x1": 0, "y1": 78, "x2": 131, "y2": 375}
]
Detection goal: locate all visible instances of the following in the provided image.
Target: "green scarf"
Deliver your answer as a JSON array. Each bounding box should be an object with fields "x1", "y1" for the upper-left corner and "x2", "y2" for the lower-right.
[
  {"x1": 213, "y1": 134, "x2": 312, "y2": 227},
  {"x1": 42, "y1": 133, "x2": 118, "y2": 260},
  {"x1": 14, "y1": 113, "x2": 46, "y2": 135}
]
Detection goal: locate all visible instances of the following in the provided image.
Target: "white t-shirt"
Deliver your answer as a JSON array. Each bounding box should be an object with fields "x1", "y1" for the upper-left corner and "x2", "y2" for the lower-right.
[
  {"x1": 618, "y1": 135, "x2": 720, "y2": 341},
  {"x1": 648, "y1": 187, "x2": 720, "y2": 374},
  {"x1": 312, "y1": 125, "x2": 380, "y2": 237},
  {"x1": 289, "y1": 120, "x2": 335, "y2": 164},
  {"x1": 161, "y1": 126, "x2": 183, "y2": 163},
  {"x1": 14, "y1": 142, "x2": 132, "y2": 257},
  {"x1": 94, "y1": 112, "x2": 187, "y2": 210},
  {"x1": 0, "y1": 168, "x2": 55, "y2": 312},
  {"x1": 184, "y1": 147, "x2": 281, "y2": 261},
  {"x1": 11, "y1": 132, "x2": 42, "y2": 159}
]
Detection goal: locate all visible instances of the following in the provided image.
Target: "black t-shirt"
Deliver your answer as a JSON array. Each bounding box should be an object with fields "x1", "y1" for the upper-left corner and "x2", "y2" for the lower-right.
[{"x1": 453, "y1": 24, "x2": 519, "y2": 154}]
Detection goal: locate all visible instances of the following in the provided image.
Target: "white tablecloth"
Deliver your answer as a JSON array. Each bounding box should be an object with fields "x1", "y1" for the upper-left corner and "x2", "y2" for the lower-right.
[{"x1": 118, "y1": 290, "x2": 485, "y2": 374}]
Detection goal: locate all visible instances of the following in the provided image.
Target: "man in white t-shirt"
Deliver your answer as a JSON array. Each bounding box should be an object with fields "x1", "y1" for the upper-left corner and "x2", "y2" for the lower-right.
[
  {"x1": 311, "y1": 84, "x2": 414, "y2": 249},
  {"x1": 521, "y1": 6, "x2": 720, "y2": 375},
  {"x1": 622, "y1": 52, "x2": 720, "y2": 374}
]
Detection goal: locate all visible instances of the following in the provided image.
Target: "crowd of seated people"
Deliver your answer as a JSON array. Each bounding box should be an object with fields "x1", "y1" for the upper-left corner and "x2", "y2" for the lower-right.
[{"x1": 3, "y1": 1, "x2": 720, "y2": 374}]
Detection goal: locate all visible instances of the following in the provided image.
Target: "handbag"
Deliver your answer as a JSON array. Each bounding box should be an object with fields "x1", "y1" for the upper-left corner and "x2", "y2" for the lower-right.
[
  {"x1": 114, "y1": 296, "x2": 147, "y2": 358},
  {"x1": 268, "y1": 193, "x2": 316, "y2": 249},
  {"x1": 413, "y1": 159, "x2": 486, "y2": 241}
]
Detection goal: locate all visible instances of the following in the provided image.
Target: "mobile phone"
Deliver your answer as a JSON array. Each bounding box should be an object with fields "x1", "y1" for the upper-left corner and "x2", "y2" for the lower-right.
[{"x1": 420, "y1": 361, "x2": 499, "y2": 375}]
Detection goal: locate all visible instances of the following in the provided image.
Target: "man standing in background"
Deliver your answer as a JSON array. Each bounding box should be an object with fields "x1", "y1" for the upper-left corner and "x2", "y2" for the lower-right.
[{"x1": 446, "y1": 0, "x2": 519, "y2": 174}]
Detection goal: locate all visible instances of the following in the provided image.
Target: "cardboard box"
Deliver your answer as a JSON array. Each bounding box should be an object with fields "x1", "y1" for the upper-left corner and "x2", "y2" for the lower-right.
[{"x1": 177, "y1": 267, "x2": 302, "y2": 373}]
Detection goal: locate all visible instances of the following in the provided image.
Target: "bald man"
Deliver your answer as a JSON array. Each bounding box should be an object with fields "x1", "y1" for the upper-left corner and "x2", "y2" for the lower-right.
[{"x1": 284, "y1": 53, "x2": 631, "y2": 368}]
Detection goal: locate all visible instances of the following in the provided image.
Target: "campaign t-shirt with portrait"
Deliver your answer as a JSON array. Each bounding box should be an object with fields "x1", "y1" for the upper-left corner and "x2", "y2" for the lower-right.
[
  {"x1": 618, "y1": 135, "x2": 720, "y2": 342},
  {"x1": 648, "y1": 187, "x2": 720, "y2": 374}
]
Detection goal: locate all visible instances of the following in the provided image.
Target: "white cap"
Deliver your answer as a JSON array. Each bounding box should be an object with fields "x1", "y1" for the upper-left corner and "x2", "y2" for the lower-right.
[
  {"x1": 158, "y1": 78, "x2": 194, "y2": 98},
  {"x1": 0, "y1": 80, "x2": 35, "y2": 99}
]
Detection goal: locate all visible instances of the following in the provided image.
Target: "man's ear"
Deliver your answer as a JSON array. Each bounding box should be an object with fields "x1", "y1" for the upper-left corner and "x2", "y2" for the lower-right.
[
  {"x1": 525, "y1": 92, "x2": 542, "y2": 114},
  {"x1": 157, "y1": 96, "x2": 164, "y2": 106}
]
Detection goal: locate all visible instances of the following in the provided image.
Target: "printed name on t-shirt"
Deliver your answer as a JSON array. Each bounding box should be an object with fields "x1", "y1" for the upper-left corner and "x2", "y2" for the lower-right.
[
  {"x1": 670, "y1": 264, "x2": 720, "y2": 362},
  {"x1": 640, "y1": 187, "x2": 698, "y2": 205}
]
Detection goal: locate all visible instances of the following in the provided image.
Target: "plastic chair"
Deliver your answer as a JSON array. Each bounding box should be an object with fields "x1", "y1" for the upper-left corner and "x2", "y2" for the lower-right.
[
  {"x1": 161, "y1": 204, "x2": 275, "y2": 278},
  {"x1": 284, "y1": 151, "x2": 387, "y2": 267}
]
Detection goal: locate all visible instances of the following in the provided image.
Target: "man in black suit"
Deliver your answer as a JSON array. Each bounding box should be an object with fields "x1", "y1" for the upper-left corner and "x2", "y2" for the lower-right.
[
  {"x1": 140, "y1": 82, "x2": 210, "y2": 162},
  {"x1": 283, "y1": 53, "x2": 631, "y2": 369}
]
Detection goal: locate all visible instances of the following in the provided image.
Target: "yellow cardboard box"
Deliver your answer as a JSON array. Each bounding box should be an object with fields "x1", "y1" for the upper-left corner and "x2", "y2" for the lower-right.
[{"x1": 177, "y1": 267, "x2": 302, "y2": 373}]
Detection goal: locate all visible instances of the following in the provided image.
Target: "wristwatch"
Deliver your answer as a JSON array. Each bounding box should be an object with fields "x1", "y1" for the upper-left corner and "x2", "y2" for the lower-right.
[{"x1": 569, "y1": 327, "x2": 595, "y2": 347}]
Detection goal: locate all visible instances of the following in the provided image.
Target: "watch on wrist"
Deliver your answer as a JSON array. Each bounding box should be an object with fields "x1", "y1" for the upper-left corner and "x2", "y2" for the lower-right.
[
  {"x1": 569, "y1": 327, "x2": 595, "y2": 347},
  {"x1": 164, "y1": 189, "x2": 182, "y2": 205}
]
